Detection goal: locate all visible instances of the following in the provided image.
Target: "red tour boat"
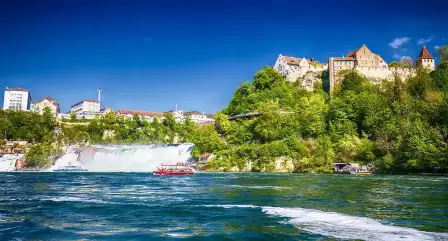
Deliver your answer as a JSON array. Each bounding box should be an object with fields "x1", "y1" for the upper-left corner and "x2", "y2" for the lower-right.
[{"x1": 153, "y1": 163, "x2": 195, "y2": 175}]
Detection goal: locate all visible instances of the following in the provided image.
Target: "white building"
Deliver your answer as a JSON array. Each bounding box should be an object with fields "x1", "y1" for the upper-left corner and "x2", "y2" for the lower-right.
[
  {"x1": 170, "y1": 110, "x2": 185, "y2": 123},
  {"x1": 274, "y1": 55, "x2": 328, "y2": 82},
  {"x1": 100, "y1": 106, "x2": 113, "y2": 114},
  {"x1": 416, "y1": 45, "x2": 435, "y2": 70},
  {"x1": 70, "y1": 100, "x2": 101, "y2": 119},
  {"x1": 184, "y1": 111, "x2": 215, "y2": 124},
  {"x1": 31, "y1": 96, "x2": 59, "y2": 117},
  {"x1": 3, "y1": 88, "x2": 32, "y2": 111},
  {"x1": 115, "y1": 110, "x2": 164, "y2": 122}
]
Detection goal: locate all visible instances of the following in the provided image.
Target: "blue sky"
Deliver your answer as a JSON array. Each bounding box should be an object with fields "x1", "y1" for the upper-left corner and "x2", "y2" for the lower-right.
[{"x1": 1, "y1": 0, "x2": 447, "y2": 113}]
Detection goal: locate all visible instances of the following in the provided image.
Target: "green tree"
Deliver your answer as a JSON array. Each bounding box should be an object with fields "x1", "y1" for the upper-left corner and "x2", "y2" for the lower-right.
[
  {"x1": 70, "y1": 111, "x2": 77, "y2": 121},
  {"x1": 25, "y1": 143, "x2": 53, "y2": 167},
  {"x1": 430, "y1": 60, "x2": 448, "y2": 91},
  {"x1": 437, "y1": 46, "x2": 448, "y2": 62}
]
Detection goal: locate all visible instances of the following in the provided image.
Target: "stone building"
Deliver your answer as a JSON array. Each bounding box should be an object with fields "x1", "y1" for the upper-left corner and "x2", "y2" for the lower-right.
[
  {"x1": 346, "y1": 44, "x2": 388, "y2": 68},
  {"x1": 328, "y1": 44, "x2": 435, "y2": 92},
  {"x1": 31, "y1": 96, "x2": 60, "y2": 117},
  {"x1": 274, "y1": 54, "x2": 328, "y2": 90},
  {"x1": 416, "y1": 45, "x2": 435, "y2": 70}
]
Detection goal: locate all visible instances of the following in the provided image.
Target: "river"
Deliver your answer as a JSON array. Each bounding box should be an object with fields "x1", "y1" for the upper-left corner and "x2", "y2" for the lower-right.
[{"x1": 1, "y1": 173, "x2": 447, "y2": 240}]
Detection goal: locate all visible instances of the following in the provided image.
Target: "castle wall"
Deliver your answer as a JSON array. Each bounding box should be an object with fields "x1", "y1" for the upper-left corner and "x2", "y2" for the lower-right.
[{"x1": 355, "y1": 66, "x2": 415, "y2": 82}]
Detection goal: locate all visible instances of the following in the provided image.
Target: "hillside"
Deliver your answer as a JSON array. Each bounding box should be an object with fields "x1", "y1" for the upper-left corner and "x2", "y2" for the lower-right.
[{"x1": 205, "y1": 63, "x2": 448, "y2": 173}]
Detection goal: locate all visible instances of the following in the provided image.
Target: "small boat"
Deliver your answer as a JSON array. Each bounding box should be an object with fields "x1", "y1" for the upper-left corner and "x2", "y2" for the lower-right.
[
  {"x1": 153, "y1": 163, "x2": 195, "y2": 175},
  {"x1": 53, "y1": 165, "x2": 88, "y2": 172}
]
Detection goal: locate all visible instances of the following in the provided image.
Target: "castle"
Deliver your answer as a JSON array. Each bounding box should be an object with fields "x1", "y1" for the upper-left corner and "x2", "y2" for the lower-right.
[
  {"x1": 274, "y1": 45, "x2": 435, "y2": 92},
  {"x1": 274, "y1": 55, "x2": 328, "y2": 90}
]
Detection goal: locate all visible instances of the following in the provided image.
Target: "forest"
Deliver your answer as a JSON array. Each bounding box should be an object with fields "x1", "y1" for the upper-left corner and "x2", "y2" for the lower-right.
[{"x1": 2, "y1": 53, "x2": 448, "y2": 173}]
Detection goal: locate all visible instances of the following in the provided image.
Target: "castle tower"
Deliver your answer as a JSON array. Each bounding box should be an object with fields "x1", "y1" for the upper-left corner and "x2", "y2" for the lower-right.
[{"x1": 416, "y1": 45, "x2": 435, "y2": 71}]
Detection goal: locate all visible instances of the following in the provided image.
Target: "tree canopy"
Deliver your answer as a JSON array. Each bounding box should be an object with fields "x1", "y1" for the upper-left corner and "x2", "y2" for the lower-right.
[{"x1": 207, "y1": 65, "x2": 448, "y2": 173}]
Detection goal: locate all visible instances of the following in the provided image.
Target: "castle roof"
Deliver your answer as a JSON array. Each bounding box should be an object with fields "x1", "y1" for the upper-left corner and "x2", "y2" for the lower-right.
[
  {"x1": 36, "y1": 96, "x2": 59, "y2": 106},
  {"x1": 346, "y1": 44, "x2": 367, "y2": 57},
  {"x1": 417, "y1": 45, "x2": 433, "y2": 59},
  {"x1": 283, "y1": 56, "x2": 313, "y2": 65}
]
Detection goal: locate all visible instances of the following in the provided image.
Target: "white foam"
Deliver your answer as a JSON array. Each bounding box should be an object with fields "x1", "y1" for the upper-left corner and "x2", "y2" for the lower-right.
[
  {"x1": 201, "y1": 204, "x2": 260, "y2": 209},
  {"x1": 50, "y1": 143, "x2": 194, "y2": 172},
  {"x1": 43, "y1": 196, "x2": 110, "y2": 204},
  {"x1": 0, "y1": 154, "x2": 23, "y2": 171},
  {"x1": 262, "y1": 207, "x2": 448, "y2": 241}
]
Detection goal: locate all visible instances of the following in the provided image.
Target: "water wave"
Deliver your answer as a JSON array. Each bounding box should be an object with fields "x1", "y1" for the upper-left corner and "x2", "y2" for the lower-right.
[
  {"x1": 42, "y1": 196, "x2": 111, "y2": 204},
  {"x1": 199, "y1": 204, "x2": 448, "y2": 240},
  {"x1": 262, "y1": 207, "x2": 448, "y2": 241},
  {"x1": 201, "y1": 204, "x2": 260, "y2": 209}
]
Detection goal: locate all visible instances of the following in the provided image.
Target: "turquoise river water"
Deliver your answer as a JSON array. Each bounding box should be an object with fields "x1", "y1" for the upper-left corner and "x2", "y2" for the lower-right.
[{"x1": 1, "y1": 173, "x2": 447, "y2": 240}]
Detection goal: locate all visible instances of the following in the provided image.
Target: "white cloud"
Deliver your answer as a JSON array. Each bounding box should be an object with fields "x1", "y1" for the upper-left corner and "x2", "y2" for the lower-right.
[
  {"x1": 417, "y1": 37, "x2": 433, "y2": 45},
  {"x1": 435, "y1": 46, "x2": 441, "y2": 50},
  {"x1": 393, "y1": 53, "x2": 402, "y2": 59},
  {"x1": 389, "y1": 37, "x2": 410, "y2": 48},
  {"x1": 400, "y1": 56, "x2": 412, "y2": 61}
]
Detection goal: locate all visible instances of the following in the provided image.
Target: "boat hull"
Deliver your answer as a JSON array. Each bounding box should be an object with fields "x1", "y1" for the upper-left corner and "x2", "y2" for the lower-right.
[
  {"x1": 153, "y1": 171, "x2": 194, "y2": 175},
  {"x1": 54, "y1": 169, "x2": 88, "y2": 172}
]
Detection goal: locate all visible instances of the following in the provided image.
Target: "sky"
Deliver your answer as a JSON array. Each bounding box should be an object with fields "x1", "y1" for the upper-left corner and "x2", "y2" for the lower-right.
[{"x1": 1, "y1": 0, "x2": 447, "y2": 113}]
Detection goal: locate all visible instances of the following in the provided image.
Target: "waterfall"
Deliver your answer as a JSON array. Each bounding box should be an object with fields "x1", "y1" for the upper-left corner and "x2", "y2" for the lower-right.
[
  {"x1": 0, "y1": 154, "x2": 23, "y2": 171},
  {"x1": 49, "y1": 143, "x2": 195, "y2": 172}
]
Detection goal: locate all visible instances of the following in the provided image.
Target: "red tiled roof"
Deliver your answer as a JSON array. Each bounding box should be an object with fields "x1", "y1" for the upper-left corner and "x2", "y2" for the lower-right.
[
  {"x1": 116, "y1": 110, "x2": 164, "y2": 117},
  {"x1": 347, "y1": 50, "x2": 358, "y2": 58},
  {"x1": 283, "y1": 56, "x2": 316, "y2": 65},
  {"x1": 346, "y1": 44, "x2": 369, "y2": 58},
  {"x1": 283, "y1": 56, "x2": 302, "y2": 65},
  {"x1": 36, "y1": 96, "x2": 58, "y2": 105},
  {"x1": 417, "y1": 45, "x2": 433, "y2": 59},
  {"x1": 38, "y1": 98, "x2": 59, "y2": 107},
  {"x1": 333, "y1": 57, "x2": 355, "y2": 61},
  {"x1": 6, "y1": 87, "x2": 28, "y2": 92}
]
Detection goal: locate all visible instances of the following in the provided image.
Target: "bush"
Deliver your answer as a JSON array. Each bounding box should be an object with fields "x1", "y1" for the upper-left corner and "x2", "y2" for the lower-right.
[{"x1": 25, "y1": 143, "x2": 53, "y2": 168}]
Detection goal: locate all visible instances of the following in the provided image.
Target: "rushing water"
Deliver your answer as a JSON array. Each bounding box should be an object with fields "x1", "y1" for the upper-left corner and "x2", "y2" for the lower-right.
[
  {"x1": 50, "y1": 144, "x2": 195, "y2": 172},
  {"x1": 1, "y1": 173, "x2": 447, "y2": 241},
  {"x1": 0, "y1": 144, "x2": 195, "y2": 172}
]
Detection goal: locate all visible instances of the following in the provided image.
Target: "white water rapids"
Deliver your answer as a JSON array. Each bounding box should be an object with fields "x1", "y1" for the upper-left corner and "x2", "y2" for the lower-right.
[
  {"x1": 0, "y1": 154, "x2": 24, "y2": 171},
  {"x1": 0, "y1": 143, "x2": 195, "y2": 172}
]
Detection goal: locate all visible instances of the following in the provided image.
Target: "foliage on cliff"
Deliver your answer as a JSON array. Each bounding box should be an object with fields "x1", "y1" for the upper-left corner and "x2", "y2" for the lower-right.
[
  {"x1": 25, "y1": 143, "x2": 54, "y2": 167},
  {"x1": 60, "y1": 112, "x2": 225, "y2": 158},
  {"x1": 0, "y1": 107, "x2": 57, "y2": 143},
  {"x1": 207, "y1": 64, "x2": 448, "y2": 173}
]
